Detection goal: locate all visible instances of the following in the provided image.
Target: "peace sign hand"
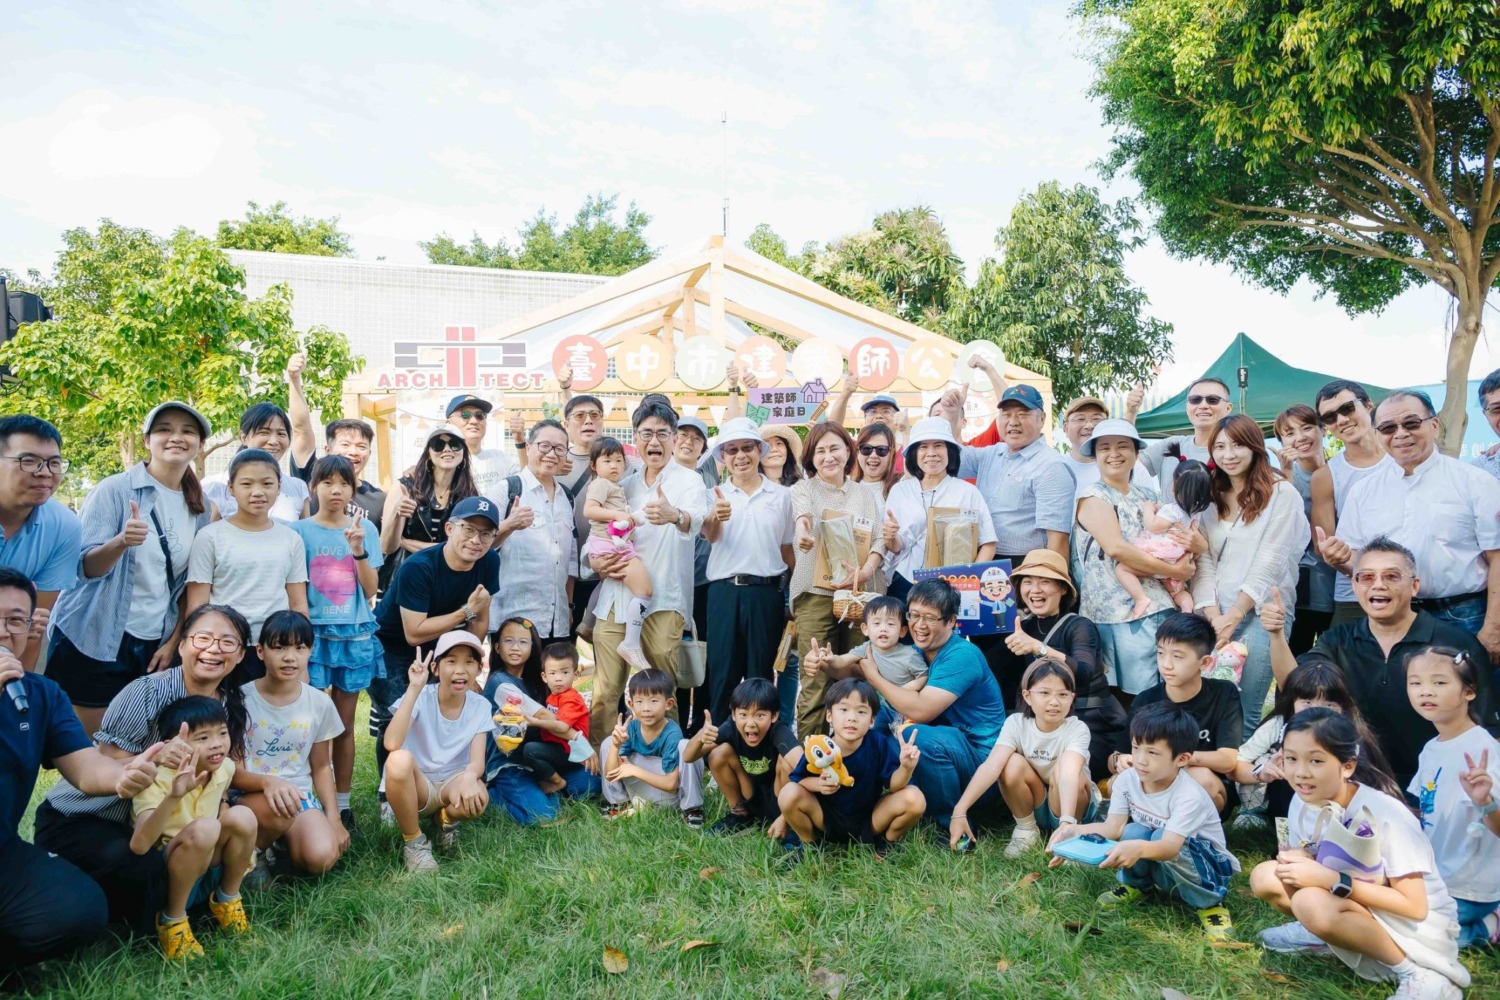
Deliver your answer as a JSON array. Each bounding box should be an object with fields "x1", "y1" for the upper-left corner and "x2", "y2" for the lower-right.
[
  {"x1": 612, "y1": 713, "x2": 629, "y2": 746},
  {"x1": 343, "y1": 507, "x2": 367, "y2": 555},
  {"x1": 168, "y1": 747, "x2": 209, "y2": 799},
  {"x1": 407, "y1": 648, "x2": 436, "y2": 690},
  {"x1": 898, "y1": 727, "x2": 921, "y2": 768},
  {"x1": 120, "y1": 501, "x2": 149, "y2": 547},
  {"x1": 1460, "y1": 749, "x2": 1495, "y2": 807}
]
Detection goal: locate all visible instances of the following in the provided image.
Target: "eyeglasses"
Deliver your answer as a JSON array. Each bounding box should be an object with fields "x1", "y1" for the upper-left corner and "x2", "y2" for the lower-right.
[
  {"x1": 1375, "y1": 416, "x2": 1435, "y2": 437},
  {"x1": 1187, "y1": 394, "x2": 1226, "y2": 406},
  {"x1": 0, "y1": 616, "x2": 33, "y2": 635},
  {"x1": 431, "y1": 439, "x2": 466, "y2": 452},
  {"x1": 635, "y1": 429, "x2": 674, "y2": 442},
  {"x1": 1352, "y1": 570, "x2": 1411, "y2": 586},
  {"x1": 907, "y1": 612, "x2": 949, "y2": 626},
  {"x1": 721, "y1": 442, "x2": 760, "y2": 456},
  {"x1": 859, "y1": 445, "x2": 891, "y2": 457},
  {"x1": 1065, "y1": 414, "x2": 1106, "y2": 427},
  {"x1": 452, "y1": 522, "x2": 498, "y2": 543},
  {"x1": 187, "y1": 632, "x2": 243, "y2": 653},
  {"x1": 454, "y1": 408, "x2": 487, "y2": 421},
  {"x1": 1318, "y1": 400, "x2": 1360, "y2": 426},
  {"x1": 531, "y1": 442, "x2": 567, "y2": 457},
  {"x1": 568, "y1": 409, "x2": 603, "y2": 422},
  {"x1": 0, "y1": 454, "x2": 69, "y2": 476},
  {"x1": 499, "y1": 636, "x2": 531, "y2": 647}
]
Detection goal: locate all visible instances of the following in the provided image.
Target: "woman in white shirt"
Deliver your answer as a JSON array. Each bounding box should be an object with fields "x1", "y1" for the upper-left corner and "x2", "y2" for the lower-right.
[
  {"x1": 1192, "y1": 414, "x2": 1310, "y2": 741},
  {"x1": 204, "y1": 402, "x2": 310, "y2": 524},
  {"x1": 881, "y1": 418, "x2": 997, "y2": 602}
]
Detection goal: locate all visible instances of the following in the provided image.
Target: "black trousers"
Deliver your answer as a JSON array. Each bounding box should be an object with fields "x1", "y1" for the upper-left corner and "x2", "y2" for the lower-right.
[
  {"x1": 521, "y1": 740, "x2": 579, "y2": 783},
  {"x1": 705, "y1": 580, "x2": 783, "y2": 724},
  {"x1": 0, "y1": 835, "x2": 109, "y2": 970},
  {"x1": 33, "y1": 803, "x2": 167, "y2": 934}
]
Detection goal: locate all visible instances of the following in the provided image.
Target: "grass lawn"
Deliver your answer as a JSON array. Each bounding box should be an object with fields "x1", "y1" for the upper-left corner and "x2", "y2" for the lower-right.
[{"x1": 16, "y1": 699, "x2": 1500, "y2": 1000}]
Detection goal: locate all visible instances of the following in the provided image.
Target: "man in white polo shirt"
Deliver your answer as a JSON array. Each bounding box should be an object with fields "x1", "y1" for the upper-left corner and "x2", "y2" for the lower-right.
[
  {"x1": 1059, "y1": 397, "x2": 1154, "y2": 500},
  {"x1": 1320, "y1": 389, "x2": 1500, "y2": 661}
]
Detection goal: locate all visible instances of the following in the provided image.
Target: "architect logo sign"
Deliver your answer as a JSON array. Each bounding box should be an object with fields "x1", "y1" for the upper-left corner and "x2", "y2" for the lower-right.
[{"x1": 378, "y1": 325, "x2": 540, "y2": 390}]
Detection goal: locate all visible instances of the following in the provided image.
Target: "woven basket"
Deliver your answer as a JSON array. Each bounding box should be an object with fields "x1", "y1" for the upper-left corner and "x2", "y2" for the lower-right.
[{"x1": 832, "y1": 589, "x2": 880, "y2": 623}]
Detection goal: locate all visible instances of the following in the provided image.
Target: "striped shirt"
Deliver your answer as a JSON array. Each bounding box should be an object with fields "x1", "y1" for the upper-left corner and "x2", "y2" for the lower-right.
[
  {"x1": 789, "y1": 476, "x2": 887, "y2": 602},
  {"x1": 42, "y1": 669, "x2": 190, "y2": 824}
]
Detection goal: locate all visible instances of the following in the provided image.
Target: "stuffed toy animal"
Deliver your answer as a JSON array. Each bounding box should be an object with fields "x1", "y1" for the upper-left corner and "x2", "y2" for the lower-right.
[
  {"x1": 607, "y1": 518, "x2": 635, "y2": 549},
  {"x1": 803, "y1": 734, "x2": 854, "y2": 787},
  {"x1": 492, "y1": 694, "x2": 528, "y2": 755},
  {"x1": 1206, "y1": 640, "x2": 1247, "y2": 685}
]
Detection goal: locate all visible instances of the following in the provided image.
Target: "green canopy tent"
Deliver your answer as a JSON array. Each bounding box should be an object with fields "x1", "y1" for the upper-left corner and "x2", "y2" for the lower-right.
[{"x1": 1134, "y1": 332, "x2": 1391, "y2": 438}]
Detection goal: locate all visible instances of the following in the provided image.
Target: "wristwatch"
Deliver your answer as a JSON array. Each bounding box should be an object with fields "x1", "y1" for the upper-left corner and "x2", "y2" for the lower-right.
[
  {"x1": 1038, "y1": 644, "x2": 1052, "y2": 659},
  {"x1": 1331, "y1": 872, "x2": 1354, "y2": 899},
  {"x1": 462, "y1": 609, "x2": 478, "y2": 624}
]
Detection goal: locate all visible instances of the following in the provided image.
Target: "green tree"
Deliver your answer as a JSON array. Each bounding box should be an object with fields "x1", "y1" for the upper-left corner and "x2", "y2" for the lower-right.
[
  {"x1": 216, "y1": 200, "x2": 354, "y2": 257},
  {"x1": 744, "y1": 223, "x2": 817, "y2": 274},
  {"x1": 420, "y1": 194, "x2": 656, "y2": 276},
  {"x1": 1085, "y1": 0, "x2": 1500, "y2": 453},
  {"x1": 947, "y1": 181, "x2": 1174, "y2": 404},
  {"x1": 0, "y1": 220, "x2": 362, "y2": 480},
  {"x1": 803, "y1": 206, "x2": 964, "y2": 326}
]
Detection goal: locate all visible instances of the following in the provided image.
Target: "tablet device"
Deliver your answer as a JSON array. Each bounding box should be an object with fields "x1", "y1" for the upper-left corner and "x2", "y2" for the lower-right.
[{"x1": 1050, "y1": 834, "x2": 1117, "y2": 866}]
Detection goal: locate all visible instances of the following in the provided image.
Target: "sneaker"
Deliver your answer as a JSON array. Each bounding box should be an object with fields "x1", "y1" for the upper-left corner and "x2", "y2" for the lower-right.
[
  {"x1": 707, "y1": 810, "x2": 755, "y2": 837},
  {"x1": 683, "y1": 807, "x2": 705, "y2": 830},
  {"x1": 600, "y1": 802, "x2": 622, "y2": 820},
  {"x1": 777, "y1": 840, "x2": 808, "y2": 868},
  {"x1": 1004, "y1": 826, "x2": 1042, "y2": 858},
  {"x1": 1196, "y1": 905, "x2": 1234, "y2": 940},
  {"x1": 1389, "y1": 967, "x2": 1463, "y2": 1000},
  {"x1": 379, "y1": 800, "x2": 396, "y2": 827},
  {"x1": 1232, "y1": 809, "x2": 1269, "y2": 832},
  {"x1": 208, "y1": 894, "x2": 250, "y2": 935},
  {"x1": 1098, "y1": 884, "x2": 1147, "y2": 910},
  {"x1": 155, "y1": 915, "x2": 203, "y2": 961},
  {"x1": 1257, "y1": 921, "x2": 1330, "y2": 955},
  {"x1": 1483, "y1": 910, "x2": 1500, "y2": 945},
  {"x1": 872, "y1": 835, "x2": 903, "y2": 860},
  {"x1": 339, "y1": 807, "x2": 358, "y2": 835},
  {"x1": 402, "y1": 834, "x2": 439, "y2": 873}
]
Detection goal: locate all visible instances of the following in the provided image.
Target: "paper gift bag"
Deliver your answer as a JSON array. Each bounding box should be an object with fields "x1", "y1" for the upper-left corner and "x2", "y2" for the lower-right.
[
  {"x1": 772, "y1": 621, "x2": 797, "y2": 673},
  {"x1": 925, "y1": 507, "x2": 978, "y2": 567},
  {"x1": 814, "y1": 509, "x2": 872, "y2": 590}
]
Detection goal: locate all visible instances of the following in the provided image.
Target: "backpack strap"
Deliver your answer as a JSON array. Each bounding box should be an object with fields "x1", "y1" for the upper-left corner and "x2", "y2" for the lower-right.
[{"x1": 503, "y1": 475, "x2": 524, "y2": 519}]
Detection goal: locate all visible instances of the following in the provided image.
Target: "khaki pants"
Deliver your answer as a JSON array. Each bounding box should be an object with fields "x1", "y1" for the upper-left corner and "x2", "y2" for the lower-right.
[
  {"x1": 792, "y1": 592, "x2": 859, "y2": 738},
  {"x1": 589, "y1": 609, "x2": 684, "y2": 752}
]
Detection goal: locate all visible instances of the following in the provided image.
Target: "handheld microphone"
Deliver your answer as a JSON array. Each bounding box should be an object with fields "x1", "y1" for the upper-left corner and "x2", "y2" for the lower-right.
[{"x1": 5, "y1": 677, "x2": 27, "y2": 714}]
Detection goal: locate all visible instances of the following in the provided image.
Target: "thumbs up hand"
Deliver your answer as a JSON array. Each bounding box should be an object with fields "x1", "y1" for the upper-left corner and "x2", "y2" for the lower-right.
[
  {"x1": 120, "y1": 501, "x2": 149, "y2": 548},
  {"x1": 698, "y1": 711, "x2": 719, "y2": 749},
  {"x1": 882, "y1": 509, "x2": 902, "y2": 552},
  {"x1": 709, "y1": 487, "x2": 732, "y2": 524},
  {"x1": 643, "y1": 483, "x2": 678, "y2": 526},
  {"x1": 1315, "y1": 526, "x2": 1353, "y2": 569},
  {"x1": 1259, "y1": 586, "x2": 1287, "y2": 635}
]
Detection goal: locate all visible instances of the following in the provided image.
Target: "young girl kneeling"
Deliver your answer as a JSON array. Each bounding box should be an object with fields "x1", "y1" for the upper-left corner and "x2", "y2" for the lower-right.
[
  {"x1": 383, "y1": 631, "x2": 494, "y2": 872},
  {"x1": 949, "y1": 660, "x2": 1098, "y2": 857},
  {"x1": 1407, "y1": 645, "x2": 1500, "y2": 949},
  {"x1": 1251, "y1": 709, "x2": 1469, "y2": 999}
]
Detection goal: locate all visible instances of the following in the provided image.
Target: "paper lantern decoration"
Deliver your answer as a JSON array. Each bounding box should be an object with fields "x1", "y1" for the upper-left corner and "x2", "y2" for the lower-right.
[
  {"x1": 552, "y1": 336, "x2": 607, "y2": 391},
  {"x1": 849, "y1": 337, "x2": 899, "y2": 391},
  {"x1": 790, "y1": 338, "x2": 844, "y2": 389},
  {"x1": 676, "y1": 336, "x2": 729, "y2": 390},
  {"x1": 733, "y1": 335, "x2": 787, "y2": 386},
  {"x1": 615, "y1": 335, "x2": 673, "y2": 391},
  {"x1": 956, "y1": 341, "x2": 1008, "y2": 392},
  {"x1": 903, "y1": 337, "x2": 954, "y2": 390}
]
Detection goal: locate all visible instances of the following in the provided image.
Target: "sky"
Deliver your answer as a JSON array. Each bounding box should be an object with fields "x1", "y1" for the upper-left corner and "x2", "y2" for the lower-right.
[{"x1": 4, "y1": 0, "x2": 1496, "y2": 394}]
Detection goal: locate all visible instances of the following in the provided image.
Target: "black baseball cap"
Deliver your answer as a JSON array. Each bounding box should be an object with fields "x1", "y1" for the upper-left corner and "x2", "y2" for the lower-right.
[{"x1": 446, "y1": 394, "x2": 493, "y2": 417}]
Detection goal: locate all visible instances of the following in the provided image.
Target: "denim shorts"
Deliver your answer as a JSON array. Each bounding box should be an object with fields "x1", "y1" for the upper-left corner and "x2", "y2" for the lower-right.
[
  {"x1": 1095, "y1": 610, "x2": 1172, "y2": 695},
  {"x1": 1036, "y1": 781, "x2": 1103, "y2": 830}
]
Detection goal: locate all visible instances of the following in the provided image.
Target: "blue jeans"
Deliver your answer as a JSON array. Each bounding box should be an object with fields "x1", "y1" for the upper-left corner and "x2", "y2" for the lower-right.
[
  {"x1": 778, "y1": 659, "x2": 799, "y2": 727},
  {"x1": 1426, "y1": 594, "x2": 1487, "y2": 637},
  {"x1": 908, "y1": 724, "x2": 993, "y2": 827},
  {"x1": 487, "y1": 762, "x2": 600, "y2": 827},
  {"x1": 1116, "y1": 823, "x2": 1233, "y2": 909},
  {"x1": 1231, "y1": 608, "x2": 1290, "y2": 741},
  {"x1": 1456, "y1": 897, "x2": 1500, "y2": 949},
  {"x1": 1097, "y1": 610, "x2": 1174, "y2": 695}
]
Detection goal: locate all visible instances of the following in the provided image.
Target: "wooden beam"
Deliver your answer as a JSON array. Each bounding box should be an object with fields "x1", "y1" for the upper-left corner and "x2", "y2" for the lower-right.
[
  {"x1": 710, "y1": 252, "x2": 726, "y2": 343},
  {"x1": 722, "y1": 298, "x2": 819, "y2": 344},
  {"x1": 681, "y1": 262, "x2": 711, "y2": 292},
  {"x1": 590, "y1": 288, "x2": 688, "y2": 335},
  {"x1": 599, "y1": 313, "x2": 675, "y2": 346}
]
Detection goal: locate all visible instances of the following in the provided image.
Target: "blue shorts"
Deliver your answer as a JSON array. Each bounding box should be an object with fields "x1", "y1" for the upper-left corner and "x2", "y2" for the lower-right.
[
  {"x1": 1096, "y1": 610, "x2": 1172, "y2": 695},
  {"x1": 309, "y1": 621, "x2": 382, "y2": 693},
  {"x1": 1036, "y1": 782, "x2": 1103, "y2": 830}
]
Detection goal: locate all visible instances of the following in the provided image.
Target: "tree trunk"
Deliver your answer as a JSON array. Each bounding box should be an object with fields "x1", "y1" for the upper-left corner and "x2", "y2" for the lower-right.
[{"x1": 1437, "y1": 288, "x2": 1484, "y2": 457}]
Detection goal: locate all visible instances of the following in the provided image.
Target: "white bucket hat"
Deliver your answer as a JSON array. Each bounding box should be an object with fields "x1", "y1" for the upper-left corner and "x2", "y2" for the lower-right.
[
  {"x1": 903, "y1": 416, "x2": 961, "y2": 475},
  {"x1": 1079, "y1": 418, "x2": 1148, "y2": 458},
  {"x1": 711, "y1": 416, "x2": 770, "y2": 464}
]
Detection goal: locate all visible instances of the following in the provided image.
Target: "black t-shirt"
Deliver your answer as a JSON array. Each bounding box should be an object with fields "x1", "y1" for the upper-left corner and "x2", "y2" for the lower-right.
[
  {"x1": 789, "y1": 731, "x2": 902, "y2": 826},
  {"x1": 1132, "y1": 678, "x2": 1243, "y2": 754},
  {"x1": 721, "y1": 721, "x2": 799, "y2": 787},
  {"x1": 2, "y1": 674, "x2": 91, "y2": 843},
  {"x1": 294, "y1": 450, "x2": 387, "y2": 529},
  {"x1": 374, "y1": 544, "x2": 500, "y2": 656}
]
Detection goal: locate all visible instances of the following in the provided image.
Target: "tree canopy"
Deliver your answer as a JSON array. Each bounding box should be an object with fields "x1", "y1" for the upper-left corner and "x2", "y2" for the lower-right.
[
  {"x1": 215, "y1": 200, "x2": 355, "y2": 257},
  {"x1": 420, "y1": 194, "x2": 656, "y2": 276},
  {"x1": 0, "y1": 220, "x2": 362, "y2": 481},
  {"x1": 1084, "y1": 0, "x2": 1500, "y2": 453}
]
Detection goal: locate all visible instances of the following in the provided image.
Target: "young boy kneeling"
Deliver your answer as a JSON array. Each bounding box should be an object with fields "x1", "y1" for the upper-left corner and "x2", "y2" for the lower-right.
[
  {"x1": 130, "y1": 696, "x2": 258, "y2": 961},
  {"x1": 778, "y1": 678, "x2": 925, "y2": 861},
  {"x1": 383, "y1": 631, "x2": 495, "y2": 872},
  {"x1": 1050, "y1": 701, "x2": 1240, "y2": 939},
  {"x1": 683, "y1": 678, "x2": 803, "y2": 838},
  {"x1": 600, "y1": 669, "x2": 706, "y2": 825}
]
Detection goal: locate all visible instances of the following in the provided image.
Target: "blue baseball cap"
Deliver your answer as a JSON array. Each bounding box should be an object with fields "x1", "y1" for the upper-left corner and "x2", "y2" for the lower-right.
[
  {"x1": 861, "y1": 394, "x2": 900, "y2": 413},
  {"x1": 445, "y1": 394, "x2": 493, "y2": 417},
  {"x1": 450, "y1": 495, "x2": 500, "y2": 527},
  {"x1": 998, "y1": 385, "x2": 1044, "y2": 411}
]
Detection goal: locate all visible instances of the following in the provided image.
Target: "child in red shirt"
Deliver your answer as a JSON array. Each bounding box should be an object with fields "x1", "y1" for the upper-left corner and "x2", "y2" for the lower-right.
[{"x1": 521, "y1": 643, "x2": 593, "y2": 793}]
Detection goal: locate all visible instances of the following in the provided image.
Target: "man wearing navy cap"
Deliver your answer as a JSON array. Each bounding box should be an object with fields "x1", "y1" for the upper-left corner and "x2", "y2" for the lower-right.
[{"x1": 445, "y1": 394, "x2": 518, "y2": 497}]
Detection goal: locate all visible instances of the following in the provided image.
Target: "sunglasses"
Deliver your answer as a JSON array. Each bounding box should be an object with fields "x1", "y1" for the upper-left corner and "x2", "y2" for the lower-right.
[
  {"x1": 1318, "y1": 399, "x2": 1360, "y2": 426},
  {"x1": 1187, "y1": 394, "x2": 1226, "y2": 406},
  {"x1": 454, "y1": 408, "x2": 487, "y2": 421},
  {"x1": 1375, "y1": 416, "x2": 1435, "y2": 437},
  {"x1": 431, "y1": 438, "x2": 465, "y2": 452},
  {"x1": 859, "y1": 445, "x2": 891, "y2": 457}
]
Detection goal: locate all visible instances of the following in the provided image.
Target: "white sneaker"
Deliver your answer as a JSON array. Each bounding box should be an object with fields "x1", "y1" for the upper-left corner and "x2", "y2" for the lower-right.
[
  {"x1": 380, "y1": 800, "x2": 396, "y2": 827},
  {"x1": 1388, "y1": 968, "x2": 1462, "y2": 1000},
  {"x1": 1257, "y1": 921, "x2": 1329, "y2": 955},
  {"x1": 402, "y1": 834, "x2": 439, "y2": 873},
  {"x1": 1004, "y1": 826, "x2": 1041, "y2": 858}
]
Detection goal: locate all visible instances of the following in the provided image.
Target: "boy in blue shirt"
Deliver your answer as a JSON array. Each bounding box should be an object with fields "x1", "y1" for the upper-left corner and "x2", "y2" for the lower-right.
[
  {"x1": 600, "y1": 669, "x2": 706, "y2": 827},
  {"x1": 779, "y1": 678, "x2": 925, "y2": 861}
]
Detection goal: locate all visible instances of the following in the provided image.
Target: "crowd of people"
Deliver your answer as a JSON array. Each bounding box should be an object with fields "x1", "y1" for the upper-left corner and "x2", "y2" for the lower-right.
[{"x1": 3, "y1": 353, "x2": 1500, "y2": 1000}]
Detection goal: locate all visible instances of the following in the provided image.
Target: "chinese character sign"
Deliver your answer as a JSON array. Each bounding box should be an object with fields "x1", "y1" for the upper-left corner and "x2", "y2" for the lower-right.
[
  {"x1": 902, "y1": 337, "x2": 954, "y2": 391},
  {"x1": 615, "y1": 334, "x2": 673, "y2": 390},
  {"x1": 849, "y1": 337, "x2": 898, "y2": 391},
  {"x1": 676, "y1": 335, "x2": 728, "y2": 391},
  {"x1": 955, "y1": 341, "x2": 1007, "y2": 392},
  {"x1": 551, "y1": 336, "x2": 607, "y2": 391},
  {"x1": 790, "y1": 338, "x2": 844, "y2": 389},
  {"x1": 746, "y1": 379, "x2": 830, "y2": 425},
  {"x1": 734, "y1": 335, "x2": 786, "y2": 385}
]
